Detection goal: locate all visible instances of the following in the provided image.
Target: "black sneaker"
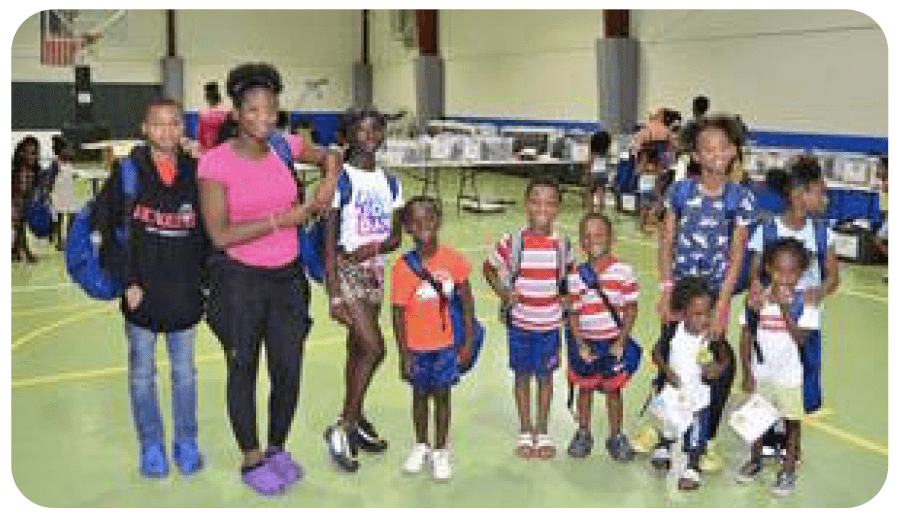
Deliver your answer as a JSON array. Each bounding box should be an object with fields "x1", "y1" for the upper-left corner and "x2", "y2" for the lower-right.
[
  {"x1": 650, "y1": 442, "x2": 671, "y2": 471},
  {"x1": 324, "y1": 424, "x2": 359, "y2": 472},
  {"x1": 606, "y1": 433, "x2": 636, "y2": 463},
  {"x1": 567, "y1": 430, "x2": 594, "y2": 459},
  {"x1": 771, "y1": 469, "x2": 797, "y2": 497},
  {"x1": 735, "y1": 459, "x2": 763, "y2": 484},
  {"x1": 353, "y1": 416, "x2": 389, "y2": 453}
]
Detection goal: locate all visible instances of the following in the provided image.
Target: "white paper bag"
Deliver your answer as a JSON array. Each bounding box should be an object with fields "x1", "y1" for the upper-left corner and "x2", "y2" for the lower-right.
[{"x1": 730, "y1": 393, "x2": 779, "y2": 444}]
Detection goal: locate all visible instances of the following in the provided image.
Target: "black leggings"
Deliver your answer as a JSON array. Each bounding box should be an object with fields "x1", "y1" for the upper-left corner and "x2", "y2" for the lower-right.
[{"x1": 206, "y1": 256, "x2": 312, "y2": 452}]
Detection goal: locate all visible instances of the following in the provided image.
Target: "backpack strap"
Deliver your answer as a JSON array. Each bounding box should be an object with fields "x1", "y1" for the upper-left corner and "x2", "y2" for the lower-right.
[
  {"x1": 558, "y1": 235, "x2": 572, "y2": 296},
  {"x1": 119, "y1": 157, "x2": 139, "y2": 199},
  {"x1": 403, "y1": 250, "x2": 449, "y2": 330},
  {"x1": 385, "y1": 173, "x2": 400, "y2": 202},
  {"x1": 506, "y1": 230, "x2": 525, "y2": 290},
  {"x1": 267, "y1": 132, "x2": 305, "y2": 203},
  {"x1": 576, "y1": 263, "x2": 623, "y2": 329},
  {"x1": 813, "y1": 218, "x2": 829, "y2": 283},
  {"x1": 669, "y1": 179, "x2": 696, "y2": 218}
]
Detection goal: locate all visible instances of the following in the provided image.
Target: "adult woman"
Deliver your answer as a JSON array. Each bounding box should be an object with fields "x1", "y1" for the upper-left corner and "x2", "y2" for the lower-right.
[{"x1": 198, "y1": 63, "x2": 341, "y2": 496}]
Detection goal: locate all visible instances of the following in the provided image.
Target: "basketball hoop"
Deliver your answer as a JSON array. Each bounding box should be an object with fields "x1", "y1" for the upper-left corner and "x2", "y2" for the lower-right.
[{"x1": 40, "y1": 9, "x2": 127, "y2": 67}]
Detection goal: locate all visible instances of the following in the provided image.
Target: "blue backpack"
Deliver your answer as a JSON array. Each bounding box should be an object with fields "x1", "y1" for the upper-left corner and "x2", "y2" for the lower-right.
[
  {"x1": 668, "y1": 180, "x2": 756, "y2": 294},
  {"x1": 25, "y1": 197, "x2": 54, "y2": 238},
  {"x1": 65, "y1": 158, "x2": 139, "y2": 300},
  {"x1": 299, "y1": 170, "x2": 399, "y2": 284},
  {"x1": 402, "y1": 249, "x2": 484, "y2": 375}
]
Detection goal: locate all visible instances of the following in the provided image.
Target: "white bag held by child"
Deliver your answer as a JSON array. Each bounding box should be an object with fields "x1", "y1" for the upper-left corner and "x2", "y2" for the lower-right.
[
  {"x1": 730, "y1": 393, "x2": 779, "y2": 444},
  {"x1": 649, "y1": 385, "x2": 708, "y2": 438}
]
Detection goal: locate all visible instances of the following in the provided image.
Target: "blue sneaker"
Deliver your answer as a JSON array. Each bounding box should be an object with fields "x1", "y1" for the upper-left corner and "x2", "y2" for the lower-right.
[
  {"x1": 173, "y1": 439, "x2": 204, "y2": 476},
  {"x1": 140, "y1": 442, "x2": 169, "y2": 478}
]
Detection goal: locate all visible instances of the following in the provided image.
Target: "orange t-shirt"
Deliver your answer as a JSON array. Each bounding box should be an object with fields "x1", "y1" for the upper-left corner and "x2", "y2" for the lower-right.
[
  {"x1": 154, "y1": 157, "x2": 177, "y2": 186},
  {"x1": 390, "y1": 246, "x2": 472, "y2": 352}
]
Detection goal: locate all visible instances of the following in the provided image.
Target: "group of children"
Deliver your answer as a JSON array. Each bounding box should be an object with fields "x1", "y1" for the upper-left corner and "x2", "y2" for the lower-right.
[
  {"x1": 384, "y1": 114, "x2": 840, "y2": 499},
  {"x1": 40, "y1": 59, "x2": 848, "y2": 499}
]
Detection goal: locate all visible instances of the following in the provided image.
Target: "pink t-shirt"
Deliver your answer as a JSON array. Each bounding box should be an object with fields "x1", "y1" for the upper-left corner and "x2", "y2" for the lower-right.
[{"x1": 198, "y1": 134, "x2": 307, "y2": 268}]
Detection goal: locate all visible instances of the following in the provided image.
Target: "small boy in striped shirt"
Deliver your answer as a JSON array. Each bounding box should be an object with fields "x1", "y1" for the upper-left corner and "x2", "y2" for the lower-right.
[
  {"x1": 484, "y1": 177, "x2": 573, "y2": 459},
  {"x1": 565, "y1": 213, "x2": 641, "y2": 461}
]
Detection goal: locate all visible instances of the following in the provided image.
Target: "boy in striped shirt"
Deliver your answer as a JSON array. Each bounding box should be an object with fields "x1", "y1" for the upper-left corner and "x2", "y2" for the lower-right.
[
  {"x1": 484, "y1": 177, "x2": 573, "y2": 459},
  {"x1": 565, "y1": 213, "x2": 641, "y2": 461}
]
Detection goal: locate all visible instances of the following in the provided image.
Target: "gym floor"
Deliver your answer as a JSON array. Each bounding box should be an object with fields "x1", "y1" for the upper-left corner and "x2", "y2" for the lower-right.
[{"x1": 10, "y1": 171, "x2": 888, "y2": 507}]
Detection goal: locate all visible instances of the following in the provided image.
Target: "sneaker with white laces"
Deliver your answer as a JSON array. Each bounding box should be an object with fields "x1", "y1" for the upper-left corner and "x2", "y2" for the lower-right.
[
  {"x1": 431, "y1": 448, "x2": 452, "y2": 481},
  {"x1": 402, "y1": 443, "x2": 431, "y2": 474}
]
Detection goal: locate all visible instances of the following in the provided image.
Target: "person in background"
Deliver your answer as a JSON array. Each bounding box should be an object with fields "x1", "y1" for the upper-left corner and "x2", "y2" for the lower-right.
[
  {"x1": 11, "y1": 135, "x2": 41, "y2": 263},
  {"x1": 680, "y1": 95, "x2": 710, "y2": 153},
  {"x1": 199, "y1": 62, "x2": 342, "y2": 496},
  {"x1": 584, "y1": 130, "x2": 612, "y2": 212},
  {"x1": 48, "y1": 136, "x2": 79, "y2": 250},
  {"x1": 876, "y1": 156, "x2": 888, "y2": 283},
  {"x1": 197, "y1": 81, "x2": 230, "y2": 154}
]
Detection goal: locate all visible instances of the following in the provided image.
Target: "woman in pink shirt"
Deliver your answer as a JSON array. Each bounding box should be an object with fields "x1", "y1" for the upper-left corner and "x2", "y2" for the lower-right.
[{"x1": 198, "y1": 63, "x2": 341, "y2": 496}]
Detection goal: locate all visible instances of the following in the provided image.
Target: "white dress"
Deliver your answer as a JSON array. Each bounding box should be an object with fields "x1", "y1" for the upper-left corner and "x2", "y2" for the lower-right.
[{"x1": 51, "y1": 162, "x2": 80, "y2": 213}]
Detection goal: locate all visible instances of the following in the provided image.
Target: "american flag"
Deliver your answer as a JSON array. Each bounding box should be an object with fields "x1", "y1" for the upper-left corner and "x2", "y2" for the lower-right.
[{"x1": 40, "y1": 10, "x2": 80, "y2": 67}]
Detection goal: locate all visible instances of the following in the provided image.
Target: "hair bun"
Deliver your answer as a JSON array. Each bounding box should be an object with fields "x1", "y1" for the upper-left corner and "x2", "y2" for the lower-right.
[{"x1": 226, "y1": 63, "x2": 283, "y2": 101}]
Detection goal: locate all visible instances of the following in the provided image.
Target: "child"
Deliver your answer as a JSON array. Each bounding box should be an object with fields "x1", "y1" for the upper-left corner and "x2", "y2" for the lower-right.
[
  {"x1": 324, "y1": 109, "x2": 404, "y2": 472},
  {"x1": 657, "y1": 114, "x2": 757, "y2": 471},
  {"x1": 391, "y1": 196, "x2": 475, "y2": 481},
  {"x1": 584, "y1": 131, "x2": 611, "y2": 212},
  {"x1": 737, "y1": 238, "x2": 818, "y2": 497},
  {"x1": 94, "y1": 98, "x2": 209, "y2": 478},
  {"x1": 649, "y1": 276, "x2": 730, "y2": 491},
  {"x1": 749, "y1": 157, "x2": 839, "y2": 417},
  {"x1": 484, "y1": 176, "x2": 573, "y2": 459},
  {"x1": 565, "y1": 213, "x2": 641, "y2": 461}
]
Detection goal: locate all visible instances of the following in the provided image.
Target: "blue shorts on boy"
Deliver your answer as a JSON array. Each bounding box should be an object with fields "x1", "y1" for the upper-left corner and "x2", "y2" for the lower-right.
[
  {"x1": 507, "y1": 325, "x2": 561, "y2": 376},
  {"x1": 408, "y1": 349, "x2": 460, "y2": 391},
  {"x1": 565, "y1": 333, "x2": 641, "y2": 385}
]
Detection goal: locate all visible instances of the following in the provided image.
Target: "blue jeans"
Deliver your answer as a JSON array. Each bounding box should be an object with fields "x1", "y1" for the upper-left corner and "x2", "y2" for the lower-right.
[{"x1": 126, "y1": 322, "x2": 198, "y2": 446}]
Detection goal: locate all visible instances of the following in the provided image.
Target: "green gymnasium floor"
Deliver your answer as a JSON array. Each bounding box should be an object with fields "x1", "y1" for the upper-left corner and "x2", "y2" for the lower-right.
[{"x1": 10, "y1": 171, "x2": 888, "y2": 507}]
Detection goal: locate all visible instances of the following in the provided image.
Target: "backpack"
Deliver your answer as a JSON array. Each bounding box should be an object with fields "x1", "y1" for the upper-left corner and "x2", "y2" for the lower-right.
[
  {"x1": 299, "y1": 170, "x2": 399, "y2": 284},
  {"x1": 499, "y1": 230, "x2": 571, "y2": 324},
  {"x1": 564, "y1": 263, "x2": 642, "y2": 396},
  {"x1": 25, "y1": 195, "x2": 54, "y2": 238},
  {"x1": 402, "y1": 249, "x2": 485, "y2": 375},
  {"x1": 65, "y1": 158, "x2": 139, "y2": 300},
  {"x1": 668, "y1": 179, "x2": 755, "y2": 294},
  {"x1": 757, "y1": 216, "x2": 829, "y2": 288}
]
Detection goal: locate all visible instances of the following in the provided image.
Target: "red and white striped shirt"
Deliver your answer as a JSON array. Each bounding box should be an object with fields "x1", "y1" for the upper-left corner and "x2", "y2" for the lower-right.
[
  {"x1": 488, "y1": 231, "x2": 573, "y2": 331},
  {"x1": 568, "y1": 257, "x2": 639, "y2": 341}
]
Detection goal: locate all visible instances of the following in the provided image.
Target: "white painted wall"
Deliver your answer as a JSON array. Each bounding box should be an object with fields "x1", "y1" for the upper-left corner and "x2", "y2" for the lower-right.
[
  {"x1": 633, "y1": 9, "x2": 887, "y2": 135},
  {"x1": 441, "y1": 10, "x2": 603, "y2": 121},
  {"x1": 369, "y1": 10, "x2": 417, "y2": 115},
  {"x1": 11, "y1": 10, "x2": 360, "y2": 110}
]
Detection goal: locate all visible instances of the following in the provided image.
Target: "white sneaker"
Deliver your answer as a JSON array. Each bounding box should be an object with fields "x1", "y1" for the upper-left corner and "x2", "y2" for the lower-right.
[
  {"x1": 431, "y1": 448, "x2": 452, "y2": 481},
  {"x1": 402, "y1": 443, "x2": 431, "y2": 474}
]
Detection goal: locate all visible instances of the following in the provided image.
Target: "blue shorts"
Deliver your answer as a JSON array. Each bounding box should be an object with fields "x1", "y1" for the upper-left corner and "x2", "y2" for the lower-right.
[
  {"x1": 408, "y1": 348, "x2": 459, "y2": 391},
  {"x1": 565, "y1": 332, "x2": 642, "y2": 378},
  {"x1": 507, "y1": 325, "x2": 561, "y2": 377}
]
